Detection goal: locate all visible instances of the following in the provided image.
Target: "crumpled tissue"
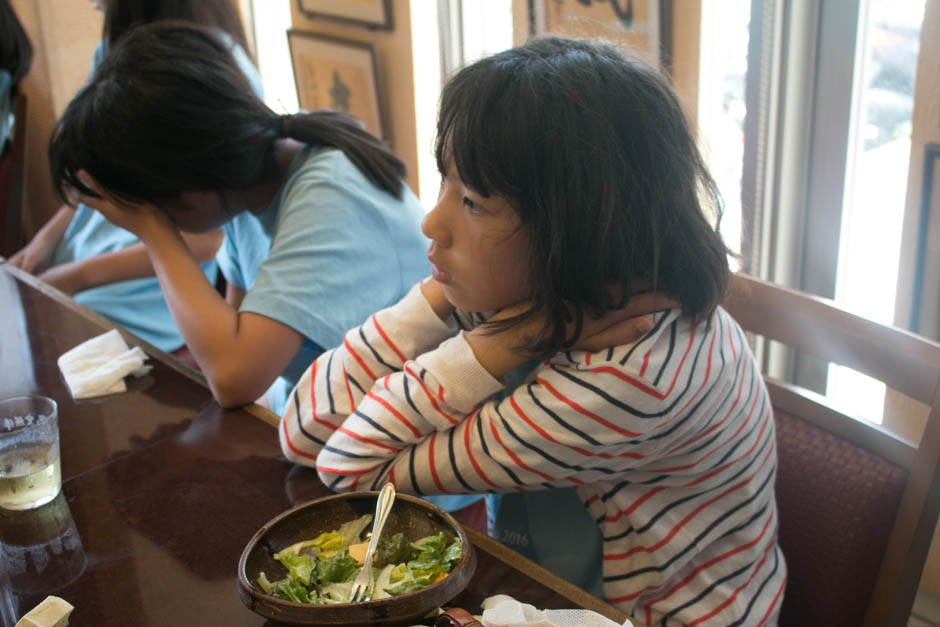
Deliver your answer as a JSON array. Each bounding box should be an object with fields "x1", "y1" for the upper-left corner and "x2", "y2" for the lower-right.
[
  {"x1": 480, "y1": 595, "x2": 634, "y2": 627},
  {"x1": 57, "y1": 329, "x2": 152, "y2": 399}
]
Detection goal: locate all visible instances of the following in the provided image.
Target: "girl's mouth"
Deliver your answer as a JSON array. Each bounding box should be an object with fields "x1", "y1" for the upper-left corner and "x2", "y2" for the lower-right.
[{"x1": 430, "y1": 263, "x2": 452, "y2": 284}]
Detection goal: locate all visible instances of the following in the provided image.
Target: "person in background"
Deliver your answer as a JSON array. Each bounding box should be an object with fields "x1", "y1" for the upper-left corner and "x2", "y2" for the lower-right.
[
  {"x1": 279, "y1": 37, "x2": 786, "y2": 625},
  {"x1": 48, "y1": 22, "x2": 430, "y2": 422},
  {"x1": 7, "y1": 0, "x2": 260, "y2": 357},
  {"x1": 0, "y1": 0, "x2": 31, "y2": 155}
]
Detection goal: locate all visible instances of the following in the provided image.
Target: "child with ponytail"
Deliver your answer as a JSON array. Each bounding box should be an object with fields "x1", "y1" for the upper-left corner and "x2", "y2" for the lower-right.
[{"x1": 48, "y1": 22, "x2": 429, "y2": 413}]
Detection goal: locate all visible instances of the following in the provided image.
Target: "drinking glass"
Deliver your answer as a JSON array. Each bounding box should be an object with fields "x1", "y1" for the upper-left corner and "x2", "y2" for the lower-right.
[{"x1": 0, "y1": 396, "x2": 61, "y2": 510}]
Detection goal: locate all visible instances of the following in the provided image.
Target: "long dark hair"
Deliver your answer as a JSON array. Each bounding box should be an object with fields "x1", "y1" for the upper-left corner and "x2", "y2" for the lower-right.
[
  {"x1": 0, "y1": 0, "x2": 32, "y2": 87},
  {"x1": 102, "y1": 0, "x2": 250, "y2": 53},
  {"x1": 436, "y1": 37, "x2": 729, "y2": 355},
  {"x1": 50, "y1": 22, "x2": 404, "y2": 208}
]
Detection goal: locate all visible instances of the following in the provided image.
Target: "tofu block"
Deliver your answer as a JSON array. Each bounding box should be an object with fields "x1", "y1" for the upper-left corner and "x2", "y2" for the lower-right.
[{"x1": 15, "y1": 596, "x2": 74, "y2": 627}]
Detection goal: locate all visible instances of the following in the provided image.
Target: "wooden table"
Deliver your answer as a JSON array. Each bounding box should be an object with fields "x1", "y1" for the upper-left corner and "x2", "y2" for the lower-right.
[{"x1": 0, "y1": 264, "x2": 628, "y2": 626}]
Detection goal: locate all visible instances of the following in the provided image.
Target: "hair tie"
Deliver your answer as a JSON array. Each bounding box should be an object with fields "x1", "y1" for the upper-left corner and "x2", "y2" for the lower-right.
[{"x1": 279, "y1": 114, "x2": 293, "y2": 138}]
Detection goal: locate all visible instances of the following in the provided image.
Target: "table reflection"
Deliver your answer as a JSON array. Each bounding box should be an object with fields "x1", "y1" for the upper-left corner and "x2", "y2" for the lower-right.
[{"x1": 0, "y1": 491, "x2": 87, "y2": 599}]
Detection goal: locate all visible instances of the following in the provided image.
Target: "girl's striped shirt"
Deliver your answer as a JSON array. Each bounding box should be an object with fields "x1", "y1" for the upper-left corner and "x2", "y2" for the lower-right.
[{"x1": 281, "y1": 283, "x2": 786, "y2": 626}]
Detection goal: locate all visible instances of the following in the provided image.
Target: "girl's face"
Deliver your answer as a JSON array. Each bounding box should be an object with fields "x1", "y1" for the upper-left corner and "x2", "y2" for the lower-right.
[
  {"x1": 160, "y1": 191, "x2": 235, "y2": 233},
  {"x1": 422, "y1": 163, "x2": 530, "y2": 312}
]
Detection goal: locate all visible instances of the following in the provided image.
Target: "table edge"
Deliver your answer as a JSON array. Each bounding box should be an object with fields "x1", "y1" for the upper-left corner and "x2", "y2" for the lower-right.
[
  {"x1": 465, "y1": 526, "x2": 628, "y2": 623},
  {"x1": 0, "y1": 262, "x2": 280, "y2": 429}
]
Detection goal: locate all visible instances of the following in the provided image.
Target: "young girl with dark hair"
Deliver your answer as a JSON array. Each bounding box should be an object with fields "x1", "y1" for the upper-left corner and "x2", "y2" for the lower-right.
[
  {"x1": 48, "y1": 22, "x2": 429, "y2": 415},
  {"x1": 8, "y1": 0, "x2": 260, "y2": 356},
  {"x1": 281, "y1": 37, "x2": 785, "y2": 625}
]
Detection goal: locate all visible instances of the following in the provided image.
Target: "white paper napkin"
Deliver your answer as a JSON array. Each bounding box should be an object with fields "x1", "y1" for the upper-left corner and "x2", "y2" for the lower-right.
[
  {"x1": 57, "y1": 329, "x2": 152, "y2": 399},
  {"x1": 480, "y1": 595, "x2": 634, "y2": 627}
]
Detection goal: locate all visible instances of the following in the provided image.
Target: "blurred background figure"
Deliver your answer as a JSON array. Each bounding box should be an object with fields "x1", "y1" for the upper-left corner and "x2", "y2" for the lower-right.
[
  {"x1": 0, "y1": 0, "x2": 31, "y2": 256},
  {"x1": 6, "y1": 0, "x2": 261, "y2": 361},
  {"x1": 0, "y1": 0, "x2": 30, "y2": 153}
]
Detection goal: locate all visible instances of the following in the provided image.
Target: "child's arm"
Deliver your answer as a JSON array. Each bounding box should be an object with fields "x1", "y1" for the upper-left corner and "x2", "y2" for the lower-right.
[
  {"x1": 280, "y1": 282, "x2": 463, "y2": 465},
  {"x1": 7, "y1": 205, "x2": 75, "y2": 272},
  {"x1": 36, "y1": 230, "x2": 222, "y2": 296},
  {"x1": 132, "y1": 216, "x2": 307, "y2": 407},
  {"x1": 282, "y1": 287, "x2": 690, "y2": 493},
  {"x1": 71, "y1": 178, "x2": 312, "y2": 407}
]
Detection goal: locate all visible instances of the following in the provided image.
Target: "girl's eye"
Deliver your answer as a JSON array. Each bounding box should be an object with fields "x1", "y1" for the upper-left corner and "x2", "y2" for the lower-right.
[{"x1": 463, "y1": 196, "x2": 481, "y2": 213}]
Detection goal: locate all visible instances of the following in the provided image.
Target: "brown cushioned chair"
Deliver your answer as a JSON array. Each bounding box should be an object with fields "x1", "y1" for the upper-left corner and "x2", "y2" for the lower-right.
[{"x1": 723, "y1": 273, "x2": 940, "y2": 627}]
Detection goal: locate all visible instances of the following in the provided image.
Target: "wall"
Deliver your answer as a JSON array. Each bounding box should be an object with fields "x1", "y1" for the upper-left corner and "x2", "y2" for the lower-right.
[
  {"x1": 10, "y1": 0, "x2": 100, "y2": 238},
  {"x1": 510, "y1": 0, "x2": 701, "y2": 125},
  {"x1": 290, "y1": 0, "x2": 419, "y2": 196}
]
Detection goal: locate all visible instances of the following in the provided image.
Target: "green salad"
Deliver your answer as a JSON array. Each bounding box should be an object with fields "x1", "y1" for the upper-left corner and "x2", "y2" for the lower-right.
[{"x1": 257, "y1": 514, "x2": 463, "y2": 604}]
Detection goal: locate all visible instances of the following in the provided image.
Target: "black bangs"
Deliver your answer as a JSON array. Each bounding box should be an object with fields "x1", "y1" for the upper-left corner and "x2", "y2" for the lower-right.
[{"x1": 435, "y1": 55, "x2": 531, "y2": 206}]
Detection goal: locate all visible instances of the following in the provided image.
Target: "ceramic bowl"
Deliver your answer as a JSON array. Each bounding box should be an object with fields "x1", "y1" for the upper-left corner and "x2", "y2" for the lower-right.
[{"x1": 237, "y1": 491, "x2": 476, "y2": 625}]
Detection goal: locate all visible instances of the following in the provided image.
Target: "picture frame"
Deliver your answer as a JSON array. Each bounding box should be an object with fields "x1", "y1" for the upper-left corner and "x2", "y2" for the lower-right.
[
  {"x1": 529, "y1": 0, "x2": 673, "y2": 72},
  {"x1": 296, "y1": 0, "x2": 393, "y2": 31},
  {"x1": 287, "y1": 30, "x2": 387, "y2": 141}
]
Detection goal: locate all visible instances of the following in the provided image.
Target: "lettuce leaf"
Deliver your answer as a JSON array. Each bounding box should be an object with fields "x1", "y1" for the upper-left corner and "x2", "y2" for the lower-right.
[
  {"x1": 308, "y1": 531, "x2": 347, "y2": 557},
  {"x1": 317, "y1": 552, "x2": 360, "y2": 585},
  {"x1": 441, "y1": 539, "x2": 462, "y2": 572},
  {"x1": 373, "y1": 564, "x2": 396, "y2": 600},
  {"x1": 273, "y1": 577, "x2": 322, "y2": 604},
  {"x1": 375, "y1": 532, "x2": 420, "y2": 567},
  {"x1": 320, "y1": 581, "x2": 354, "y2": 603},
  {"x1": 257, "y1": 571, "x2": 277, "y2": 595},
  {"x1": 337, "y1": 514, "x2": 373, "y2": 546},
  {"x1": 274, "y1": 552, "x2": 317, "y2": 587},
  {"x1": 384, "y1": 533, "x2": 462, "y2": 596}
]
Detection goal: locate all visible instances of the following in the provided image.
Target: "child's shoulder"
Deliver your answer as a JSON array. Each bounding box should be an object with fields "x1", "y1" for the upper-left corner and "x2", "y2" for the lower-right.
[{"x1": 545, "y1": 307, "x2": 752, "y2": 397}]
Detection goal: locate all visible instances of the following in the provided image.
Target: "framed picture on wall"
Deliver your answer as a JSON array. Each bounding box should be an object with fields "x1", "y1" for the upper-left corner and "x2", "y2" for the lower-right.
[
  {"x1": 296, "y1": 0, "x2": 393, "y2": 30},
  {"x1": 530, "y1": 0, "x2": 673, "y2": 72},
  {"x1": 287, "y1": 30, "x2": 387, "y2": 140}
]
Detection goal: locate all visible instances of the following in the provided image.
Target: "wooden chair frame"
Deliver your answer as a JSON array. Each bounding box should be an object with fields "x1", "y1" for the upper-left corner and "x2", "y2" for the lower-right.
[{"x1": 723, "y1": 273, "x2": 940, "y2": 627}]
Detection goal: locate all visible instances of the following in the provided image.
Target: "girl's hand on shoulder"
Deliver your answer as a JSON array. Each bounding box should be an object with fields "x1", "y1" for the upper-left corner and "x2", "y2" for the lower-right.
[
  {"x1": 74, "y1": 170, "x2": 174, "y2": 241},
  {"x1": 569, "y1": 291, "x2": 679, "y2": 352}
]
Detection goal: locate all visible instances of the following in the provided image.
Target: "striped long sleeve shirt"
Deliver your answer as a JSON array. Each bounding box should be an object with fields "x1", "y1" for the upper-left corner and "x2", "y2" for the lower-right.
[{"x1": 280, "y1": 283, "x2": 786, "y2": 626}]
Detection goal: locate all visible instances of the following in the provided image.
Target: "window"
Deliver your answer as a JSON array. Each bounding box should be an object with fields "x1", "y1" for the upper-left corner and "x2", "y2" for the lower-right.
[
  {"x1": 739, "y1": 0, "x2": 926, "y2": 423},
  {"x1": 411, "y1": 0, "x2": 513, "y2": 207}
]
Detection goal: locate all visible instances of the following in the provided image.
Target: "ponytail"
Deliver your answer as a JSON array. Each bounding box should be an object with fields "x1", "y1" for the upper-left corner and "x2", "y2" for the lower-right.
[
  {"x1": 280, "y1": 110, "x2": 405, "y2": 200},
  {"x1": 50, "y1": 23, "x2": 408, "y2": 206}
]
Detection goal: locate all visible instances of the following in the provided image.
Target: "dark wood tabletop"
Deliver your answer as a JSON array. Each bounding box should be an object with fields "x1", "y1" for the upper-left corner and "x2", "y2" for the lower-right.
[{"x1": 0, "y1": 263, "x2": 629, "y2": 627}]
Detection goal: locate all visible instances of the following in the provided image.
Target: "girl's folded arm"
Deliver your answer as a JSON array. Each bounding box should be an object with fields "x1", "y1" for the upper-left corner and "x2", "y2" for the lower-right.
[
  {"x1": 280, "y1": 281, "x2": 461, "y2": 464},
  {"x1": 306, "y1": 333, "x2": 666, "y2": 494}
]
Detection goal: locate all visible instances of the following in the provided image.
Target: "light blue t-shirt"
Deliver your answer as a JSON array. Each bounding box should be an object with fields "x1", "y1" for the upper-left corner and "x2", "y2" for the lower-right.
[
  {"x1": 217, "y1": 145, "x2": 430, "y2": 415},
  {"x1": 50, "y1": 37, "x2": 262, "y2": 352}
]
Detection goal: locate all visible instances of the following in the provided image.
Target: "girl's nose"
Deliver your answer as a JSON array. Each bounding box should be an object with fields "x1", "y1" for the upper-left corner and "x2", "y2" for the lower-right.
[{"x1": 421, "y1": 200, "x2": 451, "y2": 248}]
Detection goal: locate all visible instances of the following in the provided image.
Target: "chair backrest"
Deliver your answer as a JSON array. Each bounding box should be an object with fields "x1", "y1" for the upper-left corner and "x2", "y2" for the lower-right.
[
  {"x1": 1, "y1": 91, "x2": 27, "y2": 257},
  {"x1": 722, "y1": 273, "x2": 940, "y2": 627}
]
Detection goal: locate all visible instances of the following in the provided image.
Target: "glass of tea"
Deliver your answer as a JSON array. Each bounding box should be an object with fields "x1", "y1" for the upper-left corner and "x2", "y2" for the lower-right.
[{"x1": 0, "y1": 396, "x2": 61, "y2": 510}]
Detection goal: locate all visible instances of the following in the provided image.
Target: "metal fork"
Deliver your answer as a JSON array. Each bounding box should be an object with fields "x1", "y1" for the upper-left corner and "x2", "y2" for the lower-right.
[{"x1": 350, "y1": 482, "x2": 396, "y2": 602}]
